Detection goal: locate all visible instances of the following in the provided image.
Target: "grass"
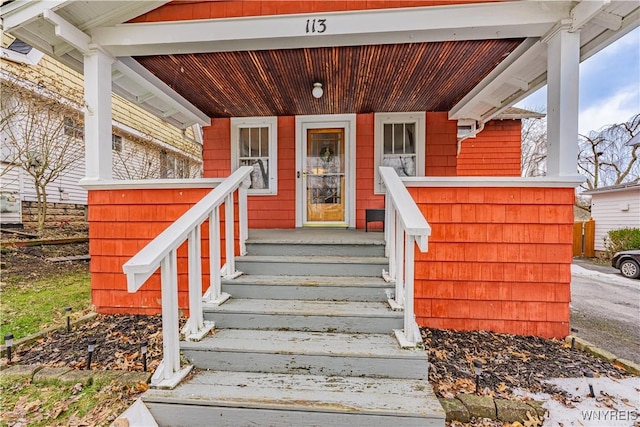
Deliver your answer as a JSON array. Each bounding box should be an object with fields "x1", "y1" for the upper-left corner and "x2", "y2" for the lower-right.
[
  {"x1": 0, "y1": 263, "x2": 139, "y2": 426},
  {"x1": 0, "y1": 269, "x2": 92, "y2": 344},
  {"x1": 0, "y1": 376, "x2": 138, "y2": 426}
]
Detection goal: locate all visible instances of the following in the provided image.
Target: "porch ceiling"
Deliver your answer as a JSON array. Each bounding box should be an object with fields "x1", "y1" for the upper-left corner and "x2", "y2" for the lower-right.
[{"x1": 135, "y1": 39, "x2": 523, "y2": 118}]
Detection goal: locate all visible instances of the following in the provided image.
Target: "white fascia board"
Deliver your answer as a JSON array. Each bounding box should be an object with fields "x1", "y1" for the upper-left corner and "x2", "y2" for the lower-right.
[
  {"x1": 80, "y1": 178, "x2": 223, "y2": 191},
  {"x1": 571, "y1": 0, "x2": 611, "y2": 32},
  {"x1": 113, "y1": 57, "x2": 210, "y2": 128},
  {"x1": 0, "y1": 46, "x2": 44, "y2": 65},
  {"x1": 402, "y1": 175, "x2": 585, "y2": 188},
  {"x1": 448, "y1": 38, "x2": 543, "y2": 120},
  {"x1": 1, "y1": 0, "x2": 70, "y2": 31},
  {"x1": 90, "y1": 1, "x2": 571, "y2": 56}
]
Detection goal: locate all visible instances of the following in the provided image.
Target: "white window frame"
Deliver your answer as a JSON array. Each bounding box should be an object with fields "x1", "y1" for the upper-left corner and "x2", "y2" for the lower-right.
[
  {"x1": 231, "y1": 117, "x2": 278, "y2": 195},
  {"x1": 374, "y1": 112, "x2": 425, "y2": 194}
]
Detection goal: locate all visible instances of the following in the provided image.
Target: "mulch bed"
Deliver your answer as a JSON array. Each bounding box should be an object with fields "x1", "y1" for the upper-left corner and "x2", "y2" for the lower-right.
[
  {"x1": 6, "y1": 314, "x2": 631, "y2": 397},
  {"x1": 7, "y1": 315, "x2": 163, "y2": 373},
  {"x1": 423, "y1": 328, "x2": 631, "y2": 400}
]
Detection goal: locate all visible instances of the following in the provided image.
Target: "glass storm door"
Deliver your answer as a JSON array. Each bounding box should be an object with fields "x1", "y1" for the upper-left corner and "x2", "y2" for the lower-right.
[{"x1": 305, "y1": 129, "x2": 345, "y2": 223}]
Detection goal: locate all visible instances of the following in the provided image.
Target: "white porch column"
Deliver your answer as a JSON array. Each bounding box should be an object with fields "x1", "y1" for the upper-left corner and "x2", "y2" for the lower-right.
[
  {"x1": 83, "y1": 49, "x2": 114, "y2": 181},
  {"x1": 545, "y1": 23, "x2": 580, "y2": 177}
]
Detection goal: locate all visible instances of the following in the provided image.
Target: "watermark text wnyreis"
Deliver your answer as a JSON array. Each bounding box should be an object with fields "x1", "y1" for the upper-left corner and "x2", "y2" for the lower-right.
[{"x1": 581, "y1": 410, "x2": 638, "y2": 422}]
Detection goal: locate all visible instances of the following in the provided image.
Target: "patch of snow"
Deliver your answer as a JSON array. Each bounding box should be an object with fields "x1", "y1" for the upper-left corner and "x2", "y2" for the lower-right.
[
  {"x1": 516, "y1": 377, "x2": 640, "y2": 427},
  {"x1": 571, "y1": 264, "x2": 637, "y2": 287}
]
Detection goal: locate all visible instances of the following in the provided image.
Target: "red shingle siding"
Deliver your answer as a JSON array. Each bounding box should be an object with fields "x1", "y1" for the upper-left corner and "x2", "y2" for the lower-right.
[
  {"x1": 425, "y1": 112, "x2": 458, "y2": 176},
  {"x1": 202, "y1": 118, "x2": 231, "y2": 178},
  {"x1": 131, "y1": 1, "x2": 500, "y2": 22},
  {"x1": 88, "y1": 188, "x2": 238, "y2": 314},
  {"x1": 410, "y1": 186, "x2": 574, "y2": 338},
  {"x1": 356, "y1": 113, "x2": 384, "y2": 229},
  {"x1": 457, "y1": 119, "x2": 522, "y2": 176}
]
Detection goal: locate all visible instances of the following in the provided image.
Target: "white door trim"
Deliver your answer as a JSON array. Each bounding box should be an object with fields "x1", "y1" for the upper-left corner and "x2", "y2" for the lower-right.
[{"x1": 295, "y1": 114, "x2": 356, "y2": 228}]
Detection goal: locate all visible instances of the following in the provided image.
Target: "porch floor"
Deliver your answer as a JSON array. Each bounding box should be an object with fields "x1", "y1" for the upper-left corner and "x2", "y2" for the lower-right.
[{"x1": 247, "y1": 228, "x2": 385, "y2": 245}]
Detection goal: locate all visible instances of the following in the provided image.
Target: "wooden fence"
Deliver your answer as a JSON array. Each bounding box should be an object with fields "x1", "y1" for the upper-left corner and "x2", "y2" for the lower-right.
[{"x1": 573, "y1": 219, "x2": 595, "y2": 257}]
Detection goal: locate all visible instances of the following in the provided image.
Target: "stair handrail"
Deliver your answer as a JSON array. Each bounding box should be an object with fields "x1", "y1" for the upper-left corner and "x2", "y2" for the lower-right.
[
  {"x1": 379, "y1": 166, "x2": 431, "y2": 348},
  {"x1": 123, "y1": 166, "x2": 253, "y2": 388}
]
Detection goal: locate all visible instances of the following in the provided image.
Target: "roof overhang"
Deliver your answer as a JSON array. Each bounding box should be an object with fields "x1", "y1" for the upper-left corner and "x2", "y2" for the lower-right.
[
  {"x1": 449, "y1": 0, "x2": 640, "y2": 123},
  {"x1": 2, "y1": 0, "x2": 638, "y2": 125},
  {"x1": 582, "y1": 182, "x2": 640, "y2": 195},
  {"x1": 1, "y1": 0, "x2": 210, "y2": 128}
]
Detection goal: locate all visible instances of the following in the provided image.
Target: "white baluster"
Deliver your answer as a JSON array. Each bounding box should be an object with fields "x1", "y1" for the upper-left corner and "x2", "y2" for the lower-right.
[
  {"x1": 151, "y1": 250, "x2": 192, "y2": 388},
  {"x1": 404, "y1": 235, "x2": 420, "y2": 346},
  {"x1": 205, "y1": 207, "x2": 230, "y2": 305},
  {"x1": 395, "y1": 212, "x2": 405, "y2": 308},
  {"x1": 385, "y1": 205, "x2": 396, "y2": 283},
  {"x1": 224, "y1": 193, "x2": 236, "y2": 278},
  {"x1": 182, "y1": 226, "x2": 215, "y2": 341},
  {"x1": 384, "y1": 192, "x2": 391, "y2": 257},
  {"x1": 239, "y1": 179, "x2": 250, "y2": 256}
]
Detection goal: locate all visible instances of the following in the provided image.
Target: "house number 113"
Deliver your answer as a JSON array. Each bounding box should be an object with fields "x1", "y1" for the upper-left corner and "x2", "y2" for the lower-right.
[{"x1": 305, "y1": 19, "x2": 327, "y2": 34}]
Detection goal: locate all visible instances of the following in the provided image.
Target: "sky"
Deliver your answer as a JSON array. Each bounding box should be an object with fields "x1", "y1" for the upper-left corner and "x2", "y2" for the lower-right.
[{"x1": 516, "y1": 27, "x2": 640, "y2": 136}]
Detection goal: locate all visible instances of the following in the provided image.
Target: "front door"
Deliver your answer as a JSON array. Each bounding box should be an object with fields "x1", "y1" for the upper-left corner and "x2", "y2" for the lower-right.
[{"x1": 304, "y1": 128, "x2": 346, "y2": 224}]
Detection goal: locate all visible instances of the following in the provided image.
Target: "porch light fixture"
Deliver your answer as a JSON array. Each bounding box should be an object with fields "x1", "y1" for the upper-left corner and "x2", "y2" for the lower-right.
[
  {"x1": 86, "y1": 338, "x2": 96, "y2": 370},
  {"x1": 141, "y1": 340, "x2": 148, "y2": 372},
  {"x1": 473, "y1": 360, "x2": 483, "y2": 393},
  {"x1": 65, "y1": 306, "x2": 72, "y2": 332},
  {"x1": 312, "y1": 82, "x2": 323, "y2": 99},
  {"x1": 4, "y1": 334, "x2": 13, "y2": 362}
]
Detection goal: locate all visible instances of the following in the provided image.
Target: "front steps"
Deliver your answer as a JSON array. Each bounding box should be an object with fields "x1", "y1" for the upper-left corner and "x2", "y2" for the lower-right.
[
  {"x1": 144, "y1": 371, "x2": 443, "y2": 427},
  {"x1": 204, "y1": 299, "x2": 403, "y2": 333},
  {"x1": 141, "y1": 229, "x2": 445, "y2": 426}
]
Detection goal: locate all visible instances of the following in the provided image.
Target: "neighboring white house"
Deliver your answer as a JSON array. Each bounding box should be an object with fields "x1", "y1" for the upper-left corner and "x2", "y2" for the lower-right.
[
  {"x1": 583, "y1": 182, "x2": 640, "y2": 252},
  {"x1": 0, "y1": 35, "x2": 203, "y2": 227}
]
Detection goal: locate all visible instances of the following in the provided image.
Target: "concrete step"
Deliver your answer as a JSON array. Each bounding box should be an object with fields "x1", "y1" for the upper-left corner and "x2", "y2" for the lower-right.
[
  {"x1": 235, "y1": 255, "x2": 388, "y2": 277},
  {"x1": 203, "y1": 299, "x2": 402, "y2": 333},
  {"x1": 182, "y1": 329, "x2": 428, "y2": 380},
  {"x1": 245, "y1": 242, "x2": 385, "y2": 257},
  {"x1": 143, "y1": 370, "x2": 446, "y2": 427},
  {"x1": 222, "y1": 275, "x2": 391, "y2": 301}
]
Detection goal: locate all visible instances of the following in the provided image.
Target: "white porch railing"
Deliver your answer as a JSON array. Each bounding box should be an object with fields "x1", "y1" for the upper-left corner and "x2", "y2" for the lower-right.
[
  {"x1": 379, "y1": 166, "x2": 431, "y2": 349},
  {"x1": 122, "y1": 166, "x2": 252, "y2": 389}
]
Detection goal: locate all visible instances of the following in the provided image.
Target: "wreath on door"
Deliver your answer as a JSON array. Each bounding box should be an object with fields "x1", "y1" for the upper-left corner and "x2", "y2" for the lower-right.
[{"x1": 321, "y1": 145, "x2": 334, "y2": 163}]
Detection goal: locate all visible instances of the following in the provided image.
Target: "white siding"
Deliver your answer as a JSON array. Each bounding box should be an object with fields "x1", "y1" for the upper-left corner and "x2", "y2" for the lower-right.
[
  {"x1": 590, "y1": 188, "x2": 640, "y2": 251},
  {"x1": 21, "y1": 157, "x2": 86, "y2": 205},
  {"x1": 113, "y1": 136, "x2": 162, "y2": 180},
  {"x1": 0, "y1": 162, "x2": 22, "y2": 224}
]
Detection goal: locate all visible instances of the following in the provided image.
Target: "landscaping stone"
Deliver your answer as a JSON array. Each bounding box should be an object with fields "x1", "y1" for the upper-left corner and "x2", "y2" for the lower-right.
[
  {"x1": 495, "y1": 398, "x2": 537, "y2": 422},
  {"x1": 527, "y1": 400, "x2": 547, "y2": 418},
  {"x1": 615, "y1": 358, "x2": 640, "y2": 376},
  {"x1": 91, "y1": 370, "x2": 126, "y2": 385},
  {"x1": 116, "y1": 371, "x2": 152, "y2": 385},
  {"x1": 571, "y1": 336, "x2": 618, "y2": 362},
  {"x1": 58, "y1": 369, "x2": 95, "y2": 385},
  {"x1": 438, "y1": 398, "x2": 470, "y2": 422},
  {"x1": 32, "y1": 366, "x2": 73, "y2": 384},
  {"x1": 0, "y1": 364, "x2": 41, "y2": 382},
  {"x1": 457, "y1": 393, "x2": 496, "y2": 419}
]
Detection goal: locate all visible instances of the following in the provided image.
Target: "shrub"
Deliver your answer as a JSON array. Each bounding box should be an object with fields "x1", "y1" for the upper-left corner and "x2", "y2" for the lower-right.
[{"x1": 604, "y1": 228, "x2": 640, "y2": 259}]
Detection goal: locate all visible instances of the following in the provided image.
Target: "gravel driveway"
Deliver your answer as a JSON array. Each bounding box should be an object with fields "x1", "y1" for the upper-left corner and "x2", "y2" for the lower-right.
[{"x1": 570, "y1": 261, "x2": 640, "y2": 364}]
